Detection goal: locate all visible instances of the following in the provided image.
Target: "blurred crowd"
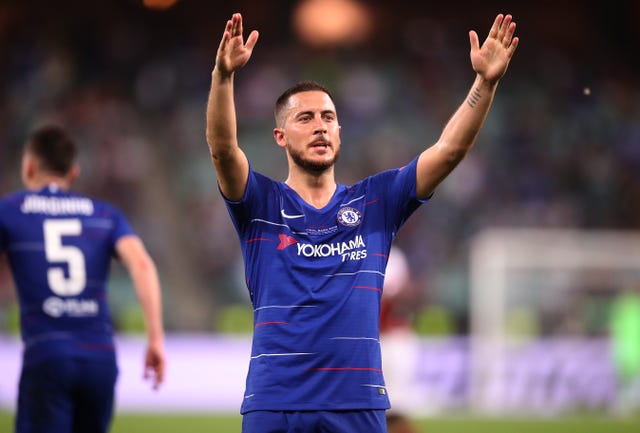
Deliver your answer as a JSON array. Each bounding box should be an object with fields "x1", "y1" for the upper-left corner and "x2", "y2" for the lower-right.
[{"x1": 0, "y1": 0, "x2": 638, "y2": 332}]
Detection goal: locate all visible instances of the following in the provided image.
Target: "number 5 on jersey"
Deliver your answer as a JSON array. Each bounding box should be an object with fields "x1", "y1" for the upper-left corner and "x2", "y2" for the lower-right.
[{"x1": 43, "y1": 219, "x2": 87, "y2": 296}]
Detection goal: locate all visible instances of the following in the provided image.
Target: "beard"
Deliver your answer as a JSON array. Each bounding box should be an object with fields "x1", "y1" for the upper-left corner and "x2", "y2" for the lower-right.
[{"x1": 288, "y1": 145, "x2": 340, "y2": 175}]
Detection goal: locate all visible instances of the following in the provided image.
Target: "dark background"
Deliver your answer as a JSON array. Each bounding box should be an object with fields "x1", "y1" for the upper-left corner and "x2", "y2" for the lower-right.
[{"x1": 0, "y1": 0, "x2": 638, "y2": 332}]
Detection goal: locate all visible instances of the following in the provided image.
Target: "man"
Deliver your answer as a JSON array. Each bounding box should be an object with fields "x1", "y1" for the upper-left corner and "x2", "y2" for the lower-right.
[
  {"x1": 0, "y1": 125, "x2": 166, "y2": 433},
  {"x1": 206, "y1": 12, "x2": 518, "y2": 433}
]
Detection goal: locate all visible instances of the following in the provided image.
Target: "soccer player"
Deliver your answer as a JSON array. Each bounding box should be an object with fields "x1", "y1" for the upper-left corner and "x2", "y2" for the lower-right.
[
  {"x1": 206, "y1": 12, "x2": 518, "y2": 432},
  {"x1": 0, "y1": 125, "x2": 166, "y2": 433}
]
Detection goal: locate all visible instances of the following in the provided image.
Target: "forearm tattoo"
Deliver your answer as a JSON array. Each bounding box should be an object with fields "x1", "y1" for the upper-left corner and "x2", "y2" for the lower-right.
[{"x1": 466, "y1": 87, "x2": 482, "y2": 108}]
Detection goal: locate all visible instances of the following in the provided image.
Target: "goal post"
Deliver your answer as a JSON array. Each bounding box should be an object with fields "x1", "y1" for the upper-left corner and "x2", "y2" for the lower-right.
[{"x1": 469, "y1": 228, "x2": 640, "y2": 414}]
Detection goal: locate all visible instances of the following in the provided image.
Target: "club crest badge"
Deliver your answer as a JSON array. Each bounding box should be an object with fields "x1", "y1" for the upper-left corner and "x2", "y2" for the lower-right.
[{"x1": 336, "y1": 206, "x2": 362, "y2": 227}]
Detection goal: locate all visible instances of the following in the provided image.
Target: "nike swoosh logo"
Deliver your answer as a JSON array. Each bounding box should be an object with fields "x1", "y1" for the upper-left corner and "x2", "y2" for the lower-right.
[{"x1": 281, "y1": 209, "x2": 305, "y2": 219}]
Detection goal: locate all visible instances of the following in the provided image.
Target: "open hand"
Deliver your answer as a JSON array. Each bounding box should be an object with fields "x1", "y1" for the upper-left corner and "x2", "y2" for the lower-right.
[
  {"x1": 469, "y1": 14, "x2": 519, "y2": 84},
  {"x1": 216, "y1": 13, "x2": 259, "y2": 77}
]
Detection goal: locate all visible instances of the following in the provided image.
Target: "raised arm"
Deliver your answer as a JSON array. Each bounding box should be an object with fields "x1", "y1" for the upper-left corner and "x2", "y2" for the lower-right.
[
  {"x1": 416, "y1": 14, "x2": 519, "y2": 199},
  {"x1": 116, "y1": 235, "x2": 166, "y2": 390},
  {"x1": 206, "y1": 13, "x2": 259, "y2": 201}
]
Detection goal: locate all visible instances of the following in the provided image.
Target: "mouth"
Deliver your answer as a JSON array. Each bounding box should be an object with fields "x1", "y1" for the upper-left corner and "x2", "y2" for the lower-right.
[{"x1": 309, "y1": 139, "x2": 330, "y2": 150}]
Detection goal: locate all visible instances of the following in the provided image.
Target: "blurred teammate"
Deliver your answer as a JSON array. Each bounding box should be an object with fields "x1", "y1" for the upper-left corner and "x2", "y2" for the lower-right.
[
  {"x1": 206, "y1": 12, "x2": 518, "y2": 433},
  {"x1": 0, "y1": 125, "x2": 166, "y2": 433}
]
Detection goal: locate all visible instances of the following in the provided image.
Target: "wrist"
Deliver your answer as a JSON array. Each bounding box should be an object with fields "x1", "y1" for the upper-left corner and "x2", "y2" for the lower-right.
[
  {"x1": 212, "y1": 66, "x2": 234, "y2": 82},
  {"x1": 474, "y1": 74, "x2": 499, "y2": 92}
]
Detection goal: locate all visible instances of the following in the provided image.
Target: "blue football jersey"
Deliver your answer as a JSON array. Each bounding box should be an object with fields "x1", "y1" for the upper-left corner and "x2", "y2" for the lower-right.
[
  {"x1": 0, "y1": 183, "x2": 135, "y2": 365},
  {"x1": 224, "y1": 156, "x2": 427, "y2": 413}
]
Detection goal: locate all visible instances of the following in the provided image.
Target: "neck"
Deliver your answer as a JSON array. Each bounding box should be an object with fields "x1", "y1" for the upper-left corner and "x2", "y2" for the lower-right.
[
  {"x1": 285, "y1": 167, "x2": 336, "y2": 209},
  {"x1": 26, "y1": 176, "x2": 70, "y2": 191}
]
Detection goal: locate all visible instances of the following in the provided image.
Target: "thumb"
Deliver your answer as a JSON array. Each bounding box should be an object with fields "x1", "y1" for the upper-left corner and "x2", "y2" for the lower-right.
[
  {"x1": 245, "y1": 30, "x2": 259, "y2": 51},
  {"x1": 469, "y1": 30, "x2": 480, "y2": 53}
]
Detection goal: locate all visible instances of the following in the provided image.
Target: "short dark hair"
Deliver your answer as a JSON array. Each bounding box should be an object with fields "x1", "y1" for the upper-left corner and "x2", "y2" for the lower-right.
[
  {"x1": 274, "y1": 80, "x2": 335, "y2": 127},
  {"x1": 25, "y1": 125, "x2": 77, "y2": 176}
]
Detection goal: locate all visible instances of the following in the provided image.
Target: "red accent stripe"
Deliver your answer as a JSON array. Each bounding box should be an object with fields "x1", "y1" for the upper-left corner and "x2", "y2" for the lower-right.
[
  {"x1": 247, "y1": 237, "x2": 272, "y2": 243},
  {"x1": 365, "y1": 199, "x2": 380, "y2": 206},
  {"x1": 254, "y1": 321, "x2": 290, "y2": 328},
  {"x1": 354, "y1": 285, "x2": 381, "y2": 292},
  {"x1": 370, "y1": 253, "x2": 387, "y2": 258},
  {"x1": 277, "y1": 234, "x2": 298, "y2": 250},
  {"x1": 312, "y1": 367, "x2": 382, "y2": 372}
]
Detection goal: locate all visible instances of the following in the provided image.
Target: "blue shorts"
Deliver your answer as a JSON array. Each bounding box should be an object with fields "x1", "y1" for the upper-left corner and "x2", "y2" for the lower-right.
[
  {"x1": 242, "y1": 410, "x2": 388, "y2": 433},
  {"x1": 16, "y1": 356, "x2": 118, "y2": 433}
]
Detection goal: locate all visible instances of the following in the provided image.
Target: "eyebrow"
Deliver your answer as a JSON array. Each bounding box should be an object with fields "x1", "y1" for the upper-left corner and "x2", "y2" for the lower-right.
[{"x1": 294, "y1": 109, "x2": 336, "y2": 118}]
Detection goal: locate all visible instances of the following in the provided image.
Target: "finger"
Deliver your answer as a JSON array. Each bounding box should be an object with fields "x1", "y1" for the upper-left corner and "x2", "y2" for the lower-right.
[
  {"x1": 246, "y1": 30, "x2": 259, "y2": 51},
  {"x1": 497, "y1": 14, "x2": 511, "y2": 40},
  {"x1": 144, "y1": 368, "x2": 158, "y2": 389},
  {"x1": 151, "y1": 368, "x2": 163, "y2": 389},
  {"x1": 488, "y1": 14, "x2": 503, "y2": 39},
  {"x1": 157, "y1": 368, "x2": 164, "y2": 387},
  {"x1": 218, "y1": 21, "x2": 232, "y2": 51},
  {"x1": 508, "y1": 36, "x2": 520, "y2": 56},
  {"x1": 469, "y1": 30, "x2": 480, "y2": 53},
  {"x1": 504, "y1": 22, "x2": 516, "y2": 48},
  {"x1": 145, "y1": 363, "x2": 164, "y2": 388},
  {"x1": 237, "y1": 13, "x2": 244, "y2": 38},
  {"x1": 229, "y1": 13, "x2": 238, "y2": 37},
  {"x1": 232, "y1": 13, "x2": 242, "y2": 37}
]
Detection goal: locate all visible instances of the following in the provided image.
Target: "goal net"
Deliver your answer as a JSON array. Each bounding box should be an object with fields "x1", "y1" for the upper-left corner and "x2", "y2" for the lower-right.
[{"x1": 468, "y1": 228, "x2": 640, "y2": 414}]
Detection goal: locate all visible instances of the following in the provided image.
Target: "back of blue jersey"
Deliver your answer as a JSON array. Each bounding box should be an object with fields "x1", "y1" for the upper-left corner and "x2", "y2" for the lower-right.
[{"x1": 0, "y1": 183, "x2": 135, "y2": 364}]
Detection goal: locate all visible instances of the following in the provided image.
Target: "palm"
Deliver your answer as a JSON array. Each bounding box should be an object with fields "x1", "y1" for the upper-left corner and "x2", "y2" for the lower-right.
[
  {"x1": 471, "y1": 38, "x2": 511, "y2": 82},
  {"x1": 470, "y1": 14, "x2": 518, "y2": 84},
  {"x1": 220, "y1": 36, "x2": 254, "y2": 72},
  {"x1": 215, "y1": 13, "x2": 259, "y2": 76}
]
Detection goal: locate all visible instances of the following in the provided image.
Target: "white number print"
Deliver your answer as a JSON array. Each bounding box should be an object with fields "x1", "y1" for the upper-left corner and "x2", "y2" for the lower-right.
[{"x1": 43, "y1": 219, "x2": 87, "y2": 296}]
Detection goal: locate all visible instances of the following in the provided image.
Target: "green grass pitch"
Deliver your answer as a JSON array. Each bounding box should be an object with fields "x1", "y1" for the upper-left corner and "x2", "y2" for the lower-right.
[{"x1": 1, "y1": 411, "x2": 638, "y2": 432}]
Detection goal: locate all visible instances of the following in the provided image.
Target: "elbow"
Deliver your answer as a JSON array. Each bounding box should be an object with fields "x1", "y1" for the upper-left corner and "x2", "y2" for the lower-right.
[
  {"x1": 208, "y1": 145, "x2": 233, "y2": 163},
  {"x1": 437, "y1": 140, "x2": 470, "y2": 166},
  {"x1": 206, "y1": 132, "x2": 235, "y2": 162},
  {"x1": 130, "y1": 254, "x2": 157, "y2": 278},
  {"x1": 445, "y1": 147, "x2": 467, "y2": 164},
  {"x1": 205, "y1": 135, "x2": 222, "y2": 161}
]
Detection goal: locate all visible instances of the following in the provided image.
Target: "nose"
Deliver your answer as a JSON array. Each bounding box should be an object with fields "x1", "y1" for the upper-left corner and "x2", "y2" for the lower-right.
[{"x1": 312, "y1": 117, "x2": 327, "y2": 134}]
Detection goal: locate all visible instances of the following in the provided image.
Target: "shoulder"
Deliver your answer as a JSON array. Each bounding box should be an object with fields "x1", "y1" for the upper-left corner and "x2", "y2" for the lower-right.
[
  {"x1": 0, "y1": 190, "x2": 27, "y2": 203},
  {"x1": 251, "y1": 169, "x2": 278, "y2": 187},
  {"x1": 88, "y1": 196, "x2": 120, "y2": 213},
  {"x1": 348, "y1": 167, "x2": 406, "y2": 190},
  {"x1": 0, "y1": 190, "x2": 28, "y2": 215},
  {"x1": 245, "y1": 168, "x2": 283, "y2": 198},
  {"x1": 68, "y1": 194, "x2": 132, "y2": 228},
  {"x1": 350, "y1": 158, "x2": 419, "y2": 184},
  {"x1": 74, "y1": 192, "x2": 123, "y2": 215}
]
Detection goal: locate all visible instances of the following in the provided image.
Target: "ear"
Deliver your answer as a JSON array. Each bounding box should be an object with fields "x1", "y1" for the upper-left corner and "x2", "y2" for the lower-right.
[
  {"x1": 21, "y1": 154, "x2": 36, "y2": 182},
  {"x1": 273, "y1": 128, "x2": 287, "y2": 149},
  {"x1": 68, "y1": 163, "x2": 80, "y2": 184}
]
